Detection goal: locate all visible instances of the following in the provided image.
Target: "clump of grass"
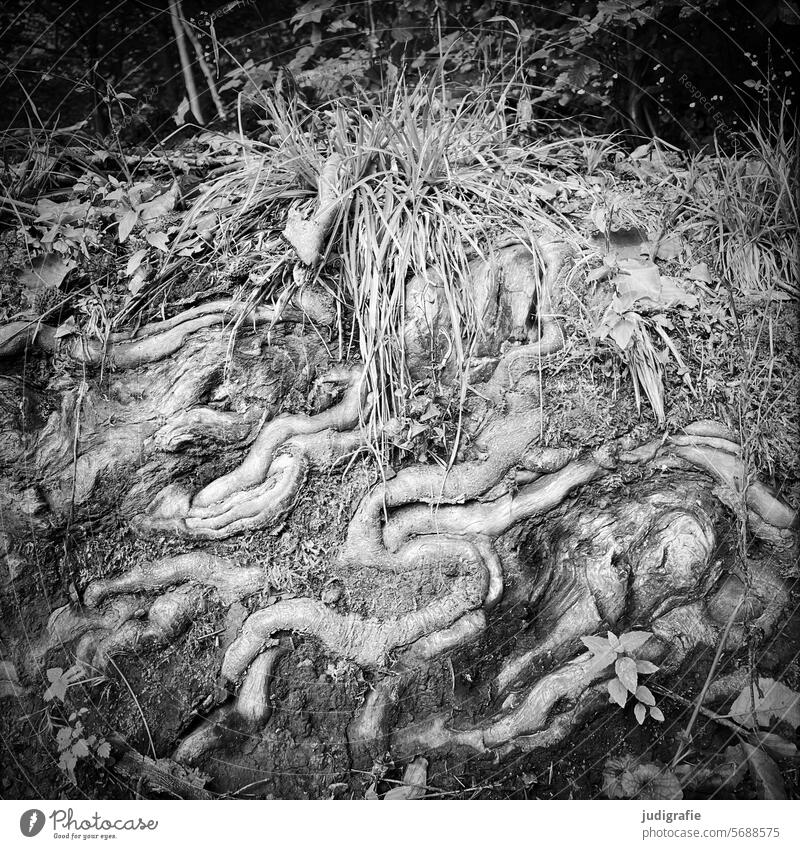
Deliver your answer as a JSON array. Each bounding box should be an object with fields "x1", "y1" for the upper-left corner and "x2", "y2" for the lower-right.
[
  {"x1": 685, "y1": 105, "x2": 798, "y2": 297},
  {"x1": 152, "y1": 74, "x2": 585, "y2": 455}
]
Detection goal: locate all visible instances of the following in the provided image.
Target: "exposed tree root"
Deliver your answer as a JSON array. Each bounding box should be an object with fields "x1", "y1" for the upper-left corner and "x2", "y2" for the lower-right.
[
  {"x1": 174, "y1": 646, "x2": 287, "y2": 766},
  {"x1": 0, "y1": 300, "x2": 300, "y2": 367},
  {"x1": 283, "y1": 154, "x2": 345, "y2": 266},
  {"x1": 221, "y1": 537, "x2": 490, "y2": 681},
  {"x1": 139, "y1": 365, "x2": 366, "y2": 539},
  {"x1": 10, "y1": 231, "x2": 793, "y2": 787},
  {"x1": 83, "y1": 552, "x2": 267, "y2": 607}
]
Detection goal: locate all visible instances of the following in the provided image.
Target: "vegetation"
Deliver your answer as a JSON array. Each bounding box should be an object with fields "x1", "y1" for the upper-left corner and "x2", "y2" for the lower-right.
[{"x1": 0, "y1": 0, "x2": 797, "y2": 803}]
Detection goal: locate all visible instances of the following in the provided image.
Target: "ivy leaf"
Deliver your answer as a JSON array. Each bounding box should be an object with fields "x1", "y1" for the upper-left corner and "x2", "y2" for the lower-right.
[
  {"x1": 44, "y1": 667, "x2": 68, "y2": 702},
  {"x1": 615, "y1": 656, "x2": 638, "y2": 693},
  {"x1": 72, "y1": 738, "x2": 90, "y2": 759},
  {"x1": 607, "y1": 677, "x2": 628, "y2": 708},
  {"x1": 635, "y1": 685, "x2": 656, "y2": 706},
  {"x1": 634, "y1": 701, "x2": 647, "y2": 724}
]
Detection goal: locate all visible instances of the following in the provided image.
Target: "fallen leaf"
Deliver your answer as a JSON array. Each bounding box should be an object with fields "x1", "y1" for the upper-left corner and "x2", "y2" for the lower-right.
[
  {"x1": 687, "y1": 262, "x2": 712, "y2": 283},
  {"x1": 145, "y1": 231, "x2": 170, "y2": 252},
  {"x1": 740, "y1": 742, "x2": 786, "y2": 799},
  {"x1": 729, "y1": 677, "x2": 800, "y2": 730},
  {"x1": 384, "y1": 756, "x2": 428, "y2": 800},
  {"x1": 19, "y1": 253, "x2": 76, "y2": 304},
  {"x1": 654, "y1": 235, "x2": 682, "y2": 260},
  {"x1": 118, "y1": 209, "x2": 138, "y2": 243}
]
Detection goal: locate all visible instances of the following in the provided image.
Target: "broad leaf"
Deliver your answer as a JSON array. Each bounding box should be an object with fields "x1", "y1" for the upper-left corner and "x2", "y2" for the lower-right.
[
  {"x1": 615, "y1": 656, "x2": 638, "y2": 693},
  {"x1": 384, "y1": 756, "x2": 428, "y2": 800},
  {"x1": 580, "y1": 635, "x2": 611, "y2": 655},
  {"x1": 636, "y1": 660, "x2": 659, "y2": 674},
  {"x1": 747, "y1": 731, "x2": 797, "y2": 759},
  {"x1": 634, "y1": 702, "x2": 647, "y2": 724},
  {"x1": 617, "y1": 631, "x2": 653, "y2": 652},
  {"x1": 118, "y1": 209, "x2": 138, "y2": 243},
  {"x1": 729, "y1": 677, "x2": 800, "y2": 730},
  {"x1": 607, "y1": 677, "x2": 628, "y2": 708},
  {"x1": 649, "y1": 706, "x2": 665, "y2": 722},
  {"x1": 635, "y1": 685, "x2": 656, "y2": 706}
]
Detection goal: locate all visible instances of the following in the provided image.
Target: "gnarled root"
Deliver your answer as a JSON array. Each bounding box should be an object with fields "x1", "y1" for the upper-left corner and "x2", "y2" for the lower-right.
[
  {"x1": 0, "y1": 300, "x2": 298, "y2": 367},
  {"x1": 174, "y1": 646, "x2": 287, "y2": 767},
  {"x1": 222, "y1": 537, "x2": 490, "y2": 682},
  {"x1": 139, "y1": 365, "x2": 366, "y2": 539},
  {"x1": 348, "y1": 611, "x2": 487, "y2": 766},
  {"x1": 83, "y1": 552, "x2": 267, "y2": 607}
]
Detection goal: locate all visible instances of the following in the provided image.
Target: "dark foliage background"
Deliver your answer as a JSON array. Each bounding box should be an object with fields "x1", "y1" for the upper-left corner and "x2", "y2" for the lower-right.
[{"x1": 1, "y1": 1, "x2": 797, "y2": 146}]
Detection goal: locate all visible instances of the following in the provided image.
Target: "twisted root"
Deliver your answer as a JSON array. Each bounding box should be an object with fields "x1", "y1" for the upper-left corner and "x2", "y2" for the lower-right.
[
  {"x1": 174, "y1": 646, "x2": 287, "y2": 766},
  {"x1": 0, "y1": 300, "x2": 299, "y2": 367},
  {"x1": 139, "y1": 365, "x2": 366, "y2": 539}
]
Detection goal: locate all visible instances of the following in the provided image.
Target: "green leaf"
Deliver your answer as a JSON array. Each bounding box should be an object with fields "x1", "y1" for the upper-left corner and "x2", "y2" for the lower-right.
[
  {"x1": 617, "y1": 631, "x2": 652, "y2": 652},
  {"x1": 609, "y1": 316, "x2": 636, "y2": 351},
  {"x1": 72, "y1": 739, "x2": 90, "y2": 759},
  {"x1": 95, "y1": 740, "x2": 111, "y2": 760},
  {"x1": 650, "y1": 706, "x2": 665, "y2": 722},
  {"x1": 634, "y1": 702, "x2": 647, "y2": 724},
  {"x1": 145, "y1": 231, "x2": 170, "y2": 252},
  {"x1": 580, "y1": 635, "x2": 611, "y2": 655},
  {"x1": 635, "y1": 685, "x2": 656, "y2": 706},
  {"x1": 607, "y1": 677, "x2": 628, "y2": 708},
  {"x1": 585, "y1": 650, "x2": 616, "y2": 679},
  {"x1": 615, "y1": 656, "x2": 638, "y2": 693},
  {"x1": 635, "y1": 660, "x2": 659, "y2": 674},
  {"x1": 44, "y1": 667, "x2": 68, "y2": 702}
]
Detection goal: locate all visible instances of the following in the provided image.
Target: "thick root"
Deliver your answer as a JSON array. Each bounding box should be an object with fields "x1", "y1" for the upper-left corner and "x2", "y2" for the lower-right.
[
  {"x1": 83, "y1": 552, "x2": 267, "y2": 607},
  {"x1": 174, "y1": 646, "x2": 287, "y2": 766},
  {"x1": 0, "y1": 300, "x2": 296, "y2": 367},
  {"x1": 222, "y1": 538, "x2": 490, "y2": 681},
  {"x1": 139, "y1": 365, "x2": 365, "y2": 539}
]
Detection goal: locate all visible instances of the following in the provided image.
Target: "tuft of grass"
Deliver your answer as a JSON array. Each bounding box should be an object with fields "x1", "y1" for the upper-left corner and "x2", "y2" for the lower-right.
[
  {"x1": 149, "y1": 73, "x2": 586, "y2": 455},
  {"x1": 684, "y1": 105, "x2": 798, "y2": 298}
]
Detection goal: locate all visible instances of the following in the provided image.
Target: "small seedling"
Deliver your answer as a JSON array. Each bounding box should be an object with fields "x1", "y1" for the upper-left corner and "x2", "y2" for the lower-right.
[
  {"x1": 581, "y1": 630, "x2": 664, "y2": 724},
  {"x1": 44, "y1": 666, "x2": 111, "y2": 785}
]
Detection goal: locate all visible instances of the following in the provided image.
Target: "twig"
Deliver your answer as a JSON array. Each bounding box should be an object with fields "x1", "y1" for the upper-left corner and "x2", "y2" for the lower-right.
[{"x1": 671, "y1": 595, "x2": 744, "y2": 767}]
